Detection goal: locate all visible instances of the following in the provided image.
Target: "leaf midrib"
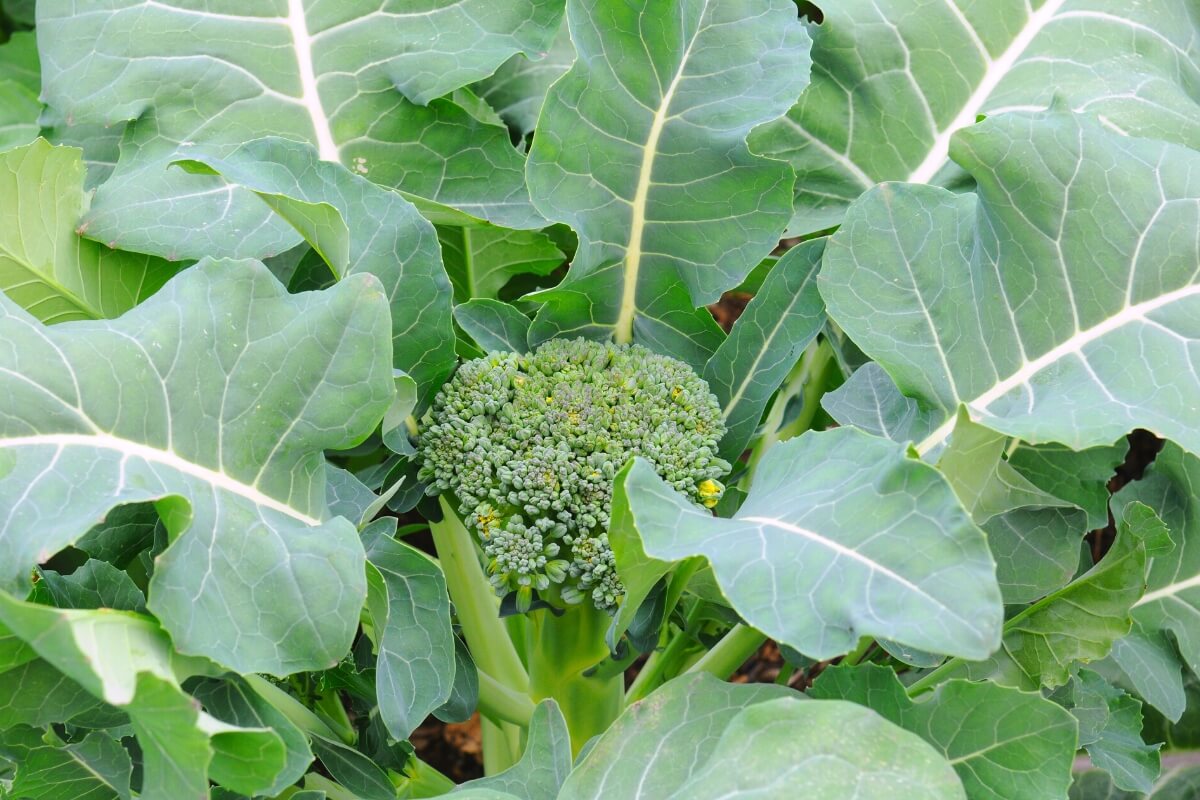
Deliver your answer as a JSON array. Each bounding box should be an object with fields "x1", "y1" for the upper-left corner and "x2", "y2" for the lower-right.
[
  {"x1": 0, "y1": 432, "x2": 321, "y2": 526},
  {"x1": 916, "y1": 280, "x2": 1200, "y2": 453},
  {"x1": 0, "y1": 243, "x2": 104, "y2": 321}
]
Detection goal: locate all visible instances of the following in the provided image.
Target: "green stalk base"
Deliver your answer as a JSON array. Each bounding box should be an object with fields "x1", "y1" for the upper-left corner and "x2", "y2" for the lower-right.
[{"x1": 526, "y1": 603, "x2": 624, "y2": 756}]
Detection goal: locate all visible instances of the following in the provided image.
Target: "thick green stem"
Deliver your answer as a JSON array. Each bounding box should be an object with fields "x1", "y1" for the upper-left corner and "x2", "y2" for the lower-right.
[
  {"x1": 526, "y1": 603, "x2": 623, "y2": 755},
  {"x1": 686, "y1": 624, "x2": 766, "y2": 680},
  {"x1": 428, "y1": 498, "x2": 528, "y2": 692}
]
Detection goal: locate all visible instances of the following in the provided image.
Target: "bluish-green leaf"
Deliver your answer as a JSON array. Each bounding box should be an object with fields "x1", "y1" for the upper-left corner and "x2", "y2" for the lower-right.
[
  {"x1": 525, "y1": 0, "x2": 811, "y2": 358},
  {"x1": 821, "y1": 107, "x2": 1200, "y2": 457},
  {"x1": 614, "y1": 427, "x2": 1002, "y2": 660},
  {"x1": 174, "y1": 137, "x2": 455, "y2": 408},
  {"x1": 0, "y1": 259, "x2": 394, "y2": 674},
  {"x1": 812, "y1": 664, "x2": 1077, "y2": 800}
]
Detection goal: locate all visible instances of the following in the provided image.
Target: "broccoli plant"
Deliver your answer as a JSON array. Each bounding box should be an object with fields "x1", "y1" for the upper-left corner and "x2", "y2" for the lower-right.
[{"x1": 1, "y1": 0, "x2": 1199, "y2": 798}]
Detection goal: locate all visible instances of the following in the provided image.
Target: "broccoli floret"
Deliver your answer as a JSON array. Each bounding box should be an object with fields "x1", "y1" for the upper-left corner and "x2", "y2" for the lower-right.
[{"x1": 419, "y1": 338, "x2": 731, "y2": 613}]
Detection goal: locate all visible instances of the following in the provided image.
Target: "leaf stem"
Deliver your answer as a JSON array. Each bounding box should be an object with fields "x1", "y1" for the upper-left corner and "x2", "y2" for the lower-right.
[
  {"x1": 428, "y1": 498, "x2": 528, "y2": 692},
  {"x1": 477, "y1": 668, "x2": 536, "y2": 728},
  {"x1": 841, "y1": 637, "x2": 875, "y2": 667},
  {"x1": 685, "y1": 624, "x2": 766, "y2": 680},
  {"x1": 625, "y1": 603, "x2": 705, "y2": 704},
  {"x1": 905, "y1": 659, "x2": 967, "y2": 697},
  {"x1": 744, "y1": 337, "x2": 835, "y2": 482}
]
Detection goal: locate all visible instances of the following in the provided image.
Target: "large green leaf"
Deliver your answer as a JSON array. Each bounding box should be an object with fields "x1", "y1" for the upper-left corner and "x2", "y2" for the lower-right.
[
  {"x1": 37, "y1": 0, "x2": 561, "y2": 259},
  {"x1": 613, "y1": 427, "x2": 1002, "y2": 660},
  {"x1": 1120, "y1": 445, "x2": 1200, "y2": 680},
  {"x1": 0, "y1": 258, "x2": 394, "y2": 674},
  {"x1": 751, "y1": 0, "x2": 1200, "y2": 233},
  {"x1": 524, "y1": 0, "x2": 810, "y2": 364},
  {"x1": 812, "y1": 664, "x2": 1078, "y2": 800},
  {"x1": 703, "y1": 239, "x2": 826, "y2": 462},
  {"x1": 0, "y1": 596, "x2": 288, "y2": 799},
  {"x1": 563, "y1": 673, "x2": 964, "y2": 799},
  {"x1": 174, "y1": 137, "x2": 455, "y2": 406},
  {"x1": 0, "y1": 141, "x2": 181, "y2": 323},
  {"x1": 821, "y1": 106, "x2": 1200, "y2": 457}
]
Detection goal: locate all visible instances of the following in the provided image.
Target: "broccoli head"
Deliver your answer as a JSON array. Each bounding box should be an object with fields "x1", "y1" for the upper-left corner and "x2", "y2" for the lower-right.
[{"x1": 418, "y1": 338, "x2": 731, "y2": 613}]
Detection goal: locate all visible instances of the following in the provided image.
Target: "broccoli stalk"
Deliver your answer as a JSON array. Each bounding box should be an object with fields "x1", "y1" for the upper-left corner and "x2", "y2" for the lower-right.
[{"x1": 419, "y1": 338, "x2": 731, "y2": 763}]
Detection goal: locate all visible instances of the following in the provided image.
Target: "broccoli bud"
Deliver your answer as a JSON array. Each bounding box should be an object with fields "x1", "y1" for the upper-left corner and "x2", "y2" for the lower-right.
[{"x1": 419, "y1": 338, "x2": 731, "y2": 613}]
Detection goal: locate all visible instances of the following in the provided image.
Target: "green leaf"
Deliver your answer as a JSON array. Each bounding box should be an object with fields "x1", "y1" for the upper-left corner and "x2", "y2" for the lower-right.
[
  {"x1": 309, "y1": 734, "x2": 395, "y2": 800},
  {"x1": 7, "y1": 730, "x2": 132, "y2": 800},
  {"x1": 750, "y1": 0, "x2": 1200, "y2": 233},
  {"x1": 325, "y1": 466, "x2": 381, "y2": 528},
  {"x1": 1072, "y1": 765, "x2": 1200, "y2": 800},
  {"x1": 1072, "y1": 670, "x2": 1160, "y2": 793},
  {"x1": 983, "y1": 506, "x2": 1088, "y2": 604},
  {"x1": 703, "y1": 239, "x2": 826, "y2": 462},
  {"x1": 1008, "y1": 441, "x2": 1128, "y2": 531},
  {"x1": 39, "y1": 560, "x2": 146, "y2": 613},
  {"x1": 174, "y1": 137, "x2": 456, "y2": 408},
  {"x1": 614, "y1": 427, "x2": 1002, "y2": 660},
  {"x1": 939, "y1": 412, "x2": 1072, "y2": 524},
  {"x1": 0, "y1": 31, "x2": 38, "y2": 94},
  {"x1": 936, "y1": 412, "x2": 1090, "y2": 603},
  {"x1": 821, "y1": 361, "x2": 943, "y2": 445},
  {"x1": 475, "y1": 19, "x2": 576, "y2": 137},
  {"x1": 820, "y1": 106, "x2": 1200, "y2": 457},
  {"x1": 525, "y1": 0, "x2": 811, "y2": 357},
  {"x1": 1109, "y1": 626, "x2": 1187, "y2": 723},
  {"x1": 437, "y1": 225, "x2": 563, "y2": 304},
  {"x1": 363, "y1": 523, "x2": 456, "y2": 740},
  {"x1": 454, "y1": 700, "x2": 571, "y2": 800},
  {"x1": 37, "y1": 0, "x2": 561, "y2": 258},
  {"x1": 965, "y1": 502, "x2": 1170, "y2": 689},
  {"x1": 1118, "y1": 444, "x2": 1200, "y2": 682},
  {"x1": 0, "y1": 141, "x2": 182, "y2": 323},
  {"x1": 454, "y1": 299, "x2": 532, "y2": 354},
  {"x1": 434, "y1": 634, "x2": 479, "y2": 724},
  {"x1": 0, "y1": 659, "x2": 105, "y2": 728},
  {"x1": 812, "y1": 664, "x2": 1078, "y2": 800},
  {"x1": 0, "y1": 32, "x2": 39, "y2": 152},
  {"x1": 558, "y1": 673, "x2": 790, "y2": 798},
  {"x1": 189, "y1": 676, "x2": 314, "y2": 797},
  {"x1": 0, "y1": 596, "x2": 288, "y2": 798},
  {"x1": 0, "y1": 258, "x2": 394, "y2": 674},
  {"x1": 73, "y1": 503, "x2": 160, "y2": 568}
]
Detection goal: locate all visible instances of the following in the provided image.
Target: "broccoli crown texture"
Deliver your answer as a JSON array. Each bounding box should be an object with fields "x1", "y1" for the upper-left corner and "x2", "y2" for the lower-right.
[{"x1": 419, "y1": 338, "x2": 731, "y2": 612}]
